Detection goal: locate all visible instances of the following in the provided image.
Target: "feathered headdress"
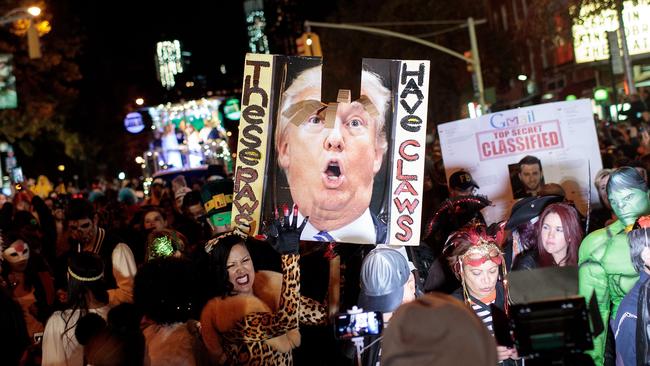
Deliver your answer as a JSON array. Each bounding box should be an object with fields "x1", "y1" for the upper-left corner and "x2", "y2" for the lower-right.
[
  {"x1": 447, "y1": 224, "x2": 510, "y2": 313},
  {"x1": 424, "y1": 195, "x2": 492, "y2": 240}
]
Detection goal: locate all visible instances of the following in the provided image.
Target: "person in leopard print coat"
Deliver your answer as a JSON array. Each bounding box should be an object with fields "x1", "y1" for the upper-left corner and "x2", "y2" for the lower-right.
[{"x1": 200, "y1": 215, "x2": 327, "y2": 365}]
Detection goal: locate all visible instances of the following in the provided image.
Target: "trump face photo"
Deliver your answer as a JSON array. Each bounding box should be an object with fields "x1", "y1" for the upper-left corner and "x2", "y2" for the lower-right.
[{"x1": 272, "y1": 62, "x2": 392, "y2": 244}]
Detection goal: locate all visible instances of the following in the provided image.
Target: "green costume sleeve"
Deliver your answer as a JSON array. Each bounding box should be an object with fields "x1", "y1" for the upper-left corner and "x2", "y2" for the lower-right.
[{"x1": 579, "y1": 224, "x2": 618, "y2": 366}]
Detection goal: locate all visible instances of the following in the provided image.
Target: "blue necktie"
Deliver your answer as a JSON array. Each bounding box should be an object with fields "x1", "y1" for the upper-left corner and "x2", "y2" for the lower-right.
[{"x1": 314, "y1": 231, "x2": 335, "y2": 242}]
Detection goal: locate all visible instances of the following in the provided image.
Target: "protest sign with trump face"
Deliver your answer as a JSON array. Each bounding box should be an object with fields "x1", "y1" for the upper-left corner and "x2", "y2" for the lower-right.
[{"x1": 231, "y1": 55, "x2": 429, "y2": 245}]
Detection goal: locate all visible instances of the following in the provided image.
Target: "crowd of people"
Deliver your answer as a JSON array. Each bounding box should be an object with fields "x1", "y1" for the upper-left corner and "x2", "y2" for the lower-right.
[{"x1": 2, "y1": 99, "x2": 650, "y2": 366}]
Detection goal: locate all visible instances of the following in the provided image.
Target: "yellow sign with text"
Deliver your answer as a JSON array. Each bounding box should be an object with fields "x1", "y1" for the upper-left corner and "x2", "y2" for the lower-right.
[{"x1": 231, "y1": 53, "x2": 274, "y2": 235}]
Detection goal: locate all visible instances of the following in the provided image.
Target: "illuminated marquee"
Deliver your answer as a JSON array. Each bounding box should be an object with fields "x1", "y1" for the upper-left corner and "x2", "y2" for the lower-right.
[{"x1": 572, "y1": 0, "x2": 650, "y2": 63}]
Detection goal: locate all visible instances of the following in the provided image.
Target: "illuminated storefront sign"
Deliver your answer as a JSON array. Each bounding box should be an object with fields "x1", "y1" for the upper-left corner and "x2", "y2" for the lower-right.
[
  {"x1": 124, "y1": 112, "x2": 145, "y2": 134},
  {"x1": 572, "y1": 0, "x2": 650, "y2": 63}
]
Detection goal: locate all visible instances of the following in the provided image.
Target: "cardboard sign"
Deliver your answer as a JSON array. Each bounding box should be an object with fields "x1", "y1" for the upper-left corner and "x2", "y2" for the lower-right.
[
  {"x1": 231, "y1": 54, "x2": 275, "y2": 234},
  {"x1": 389, "y1": 61, "x2": 430, "y2": 245},
  {"x1": 231, "y1": 54, "x2": 430, "y2": 245},
  {"x1": 438, "y1": 99, "x2": 603, "y2": 224}
]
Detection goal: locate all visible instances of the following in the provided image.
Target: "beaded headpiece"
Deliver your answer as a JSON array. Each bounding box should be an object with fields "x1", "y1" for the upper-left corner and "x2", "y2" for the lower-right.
[
  {"x1": 448, "y1": 224, "x2": 509, "y2": 313},
  {"x1": 67, "y1": 267, "x2": 104, "y2": 282}
]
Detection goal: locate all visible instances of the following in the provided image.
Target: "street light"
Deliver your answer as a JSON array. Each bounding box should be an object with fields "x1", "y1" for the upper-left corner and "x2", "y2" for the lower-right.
[
  {"x1": 0, "y1": 6, "x2": 43, "y2": 59},
  {"x1": 135, "y1": 98, "x2": 144, "y2": 106},
  {"x1": 27, "y1": 6, "x2": 41, "y2": 17},
  {"x1": 0, "y1": 6, "x2": 41, "y2": 26}
]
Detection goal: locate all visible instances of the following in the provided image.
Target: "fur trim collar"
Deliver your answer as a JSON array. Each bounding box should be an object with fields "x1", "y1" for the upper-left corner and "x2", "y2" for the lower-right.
[{"x1": 205, "y1": 270, "x2": 300, "y2": 352}]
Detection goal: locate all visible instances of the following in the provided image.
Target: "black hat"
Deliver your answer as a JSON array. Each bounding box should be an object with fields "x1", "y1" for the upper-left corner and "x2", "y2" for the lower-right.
[
  {"x1": 505, "y1": 195, "x2": 564, "y2": 230},
  {"x1": 449, "y1": 170, "x2": 480, "y2": 190}
]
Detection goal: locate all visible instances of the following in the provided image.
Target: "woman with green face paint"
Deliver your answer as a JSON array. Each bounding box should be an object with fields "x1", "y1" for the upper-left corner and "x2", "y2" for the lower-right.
[{"x1": 579, "y1": 167, "x2": 650, "y2": 365}]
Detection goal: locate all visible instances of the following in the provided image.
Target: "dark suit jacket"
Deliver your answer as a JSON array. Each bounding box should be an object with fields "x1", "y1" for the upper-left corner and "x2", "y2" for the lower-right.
[{"x1": 371, "y1": 211, "x2": 388, "y2": 244}]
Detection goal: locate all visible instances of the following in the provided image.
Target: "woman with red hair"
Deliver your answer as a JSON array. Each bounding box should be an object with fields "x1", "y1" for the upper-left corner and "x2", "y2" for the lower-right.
[{"x1": 513, "y1": 203, "x2": 583, "y2": 270}]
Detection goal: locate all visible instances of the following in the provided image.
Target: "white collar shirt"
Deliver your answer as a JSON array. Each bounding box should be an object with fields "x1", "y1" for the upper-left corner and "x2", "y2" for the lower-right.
[{"x1": 298, "y1": 208, "x2": 376, "y2": 244}]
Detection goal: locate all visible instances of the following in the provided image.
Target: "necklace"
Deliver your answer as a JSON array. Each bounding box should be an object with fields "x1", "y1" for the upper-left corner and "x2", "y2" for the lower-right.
[{"x1": 8, "y1": 272, "x2": 23, "y2": 289}]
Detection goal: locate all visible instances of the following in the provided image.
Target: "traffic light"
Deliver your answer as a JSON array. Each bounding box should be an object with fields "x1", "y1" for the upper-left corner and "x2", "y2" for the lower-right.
[
  {"x1": 464, "y1": 50, "x2": 473, "y2": 72},
  {"x1": 296, "y1": 32, "x2": 322, "y2": 57},
  {"x1": 593, "y1": 87, "x2": 609, "y2": 102}
]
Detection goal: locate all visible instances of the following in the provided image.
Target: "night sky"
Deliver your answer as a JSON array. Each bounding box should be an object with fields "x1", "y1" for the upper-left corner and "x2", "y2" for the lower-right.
[
  {"x1": 38, "y1": 0, "x2": 252, "y2": 181},
  {"x1": 68, "y1": 0, "x2": 249, "y2": 101},
  {"x1": 15, "y1": 0, "x2": 466, "y2": 182}
]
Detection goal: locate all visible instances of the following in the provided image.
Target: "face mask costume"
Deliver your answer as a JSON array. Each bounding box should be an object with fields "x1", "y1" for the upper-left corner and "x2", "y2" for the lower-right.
[
  {"x1": 579, "y1": 167, "x2": 650, "y2": 365},
  {"x1": 2, "y1": 240, "x2": 30, "y2": 264}
]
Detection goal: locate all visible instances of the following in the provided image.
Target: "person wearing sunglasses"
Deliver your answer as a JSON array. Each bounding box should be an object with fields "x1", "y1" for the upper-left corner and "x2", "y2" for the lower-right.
[
  {"x1": 448, "y1": 225, "x2": 521, "y2": 365},
  {"x1": 55, "y1": 199, "x2": 136, "y2": 306}
]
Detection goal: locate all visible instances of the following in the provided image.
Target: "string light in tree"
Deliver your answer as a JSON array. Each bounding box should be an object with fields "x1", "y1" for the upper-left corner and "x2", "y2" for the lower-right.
[
  {"x1": 155, "y1": 40, "x2": 184, "y2": 89},
  {"x1": 244, "y1": 0, "x2": 270, "y2": 53}
]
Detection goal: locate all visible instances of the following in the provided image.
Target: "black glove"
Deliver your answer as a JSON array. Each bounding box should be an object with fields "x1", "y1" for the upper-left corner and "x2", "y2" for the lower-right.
[{"x1": 265, "y1": 204, "x2": 308, "y2": 255}]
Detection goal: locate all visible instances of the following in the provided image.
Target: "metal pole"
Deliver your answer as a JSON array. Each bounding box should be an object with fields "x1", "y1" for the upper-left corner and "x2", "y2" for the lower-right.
[
  {"x1": 468, "y1": 17, "x2": 486, "y2": 113},
  {"x1": 616, "y1": 0, "x2": 636, "y2": 94},
  {"x1": 304, "y1": 20, "x2": 471, "y2": 63},
  {"x1": 348, "y1": 20, "x2": 468, "y2": 26},
  {"x1": 414, "y1": 19, "x2": 487, "y2": 39},
  {"x1": 0, "y1": 8, "x2": 34, "y2": 26},
  {"x1": 305, "y1": 19, "x2": 486, "y2": 112}
]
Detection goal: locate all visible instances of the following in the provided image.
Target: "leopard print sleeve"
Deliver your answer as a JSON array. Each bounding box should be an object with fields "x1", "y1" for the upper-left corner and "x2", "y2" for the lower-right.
[
  {"x1": 232, "y1": 254, "x2": 300, "y2": 342},
  {"x1": 299, "y1": 296, "x2": 327, "y2": 326}
]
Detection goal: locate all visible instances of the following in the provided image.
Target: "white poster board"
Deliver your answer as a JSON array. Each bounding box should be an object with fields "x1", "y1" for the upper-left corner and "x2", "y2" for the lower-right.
[{"x1": 438, "y1": 99, "x2": 603, "y2": 224}]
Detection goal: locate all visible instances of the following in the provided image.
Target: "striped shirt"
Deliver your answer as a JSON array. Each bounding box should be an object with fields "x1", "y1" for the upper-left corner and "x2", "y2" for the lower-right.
[{"x1": 470, "y1": 298, "x2": 495, "y2": 335}]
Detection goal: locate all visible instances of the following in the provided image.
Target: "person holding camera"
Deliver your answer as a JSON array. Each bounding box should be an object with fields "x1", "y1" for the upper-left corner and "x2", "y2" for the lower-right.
[
  {"x1": 447, "y1": 225, "x2": 521, "y2": 365},
  {"x1": 351, "y1": 247, "x2": 416, "y2": 366},
  {"x1": 199, "y1": 209, "x2": 327, "y2": 366}
]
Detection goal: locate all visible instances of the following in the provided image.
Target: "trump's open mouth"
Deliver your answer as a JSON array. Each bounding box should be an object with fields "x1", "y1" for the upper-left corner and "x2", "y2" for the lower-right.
[
  {"x1": 325, "y1": 162, "x2": 341, "y2": 177},
  {"x1": 322, "y1": 160, "x2": 345, "y2": 188}
]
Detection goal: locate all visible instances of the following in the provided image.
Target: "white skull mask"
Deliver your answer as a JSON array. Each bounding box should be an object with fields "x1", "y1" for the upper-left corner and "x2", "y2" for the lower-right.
[{"x1": 2, "y1": 241, "x2": 30, "y2": 264}]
